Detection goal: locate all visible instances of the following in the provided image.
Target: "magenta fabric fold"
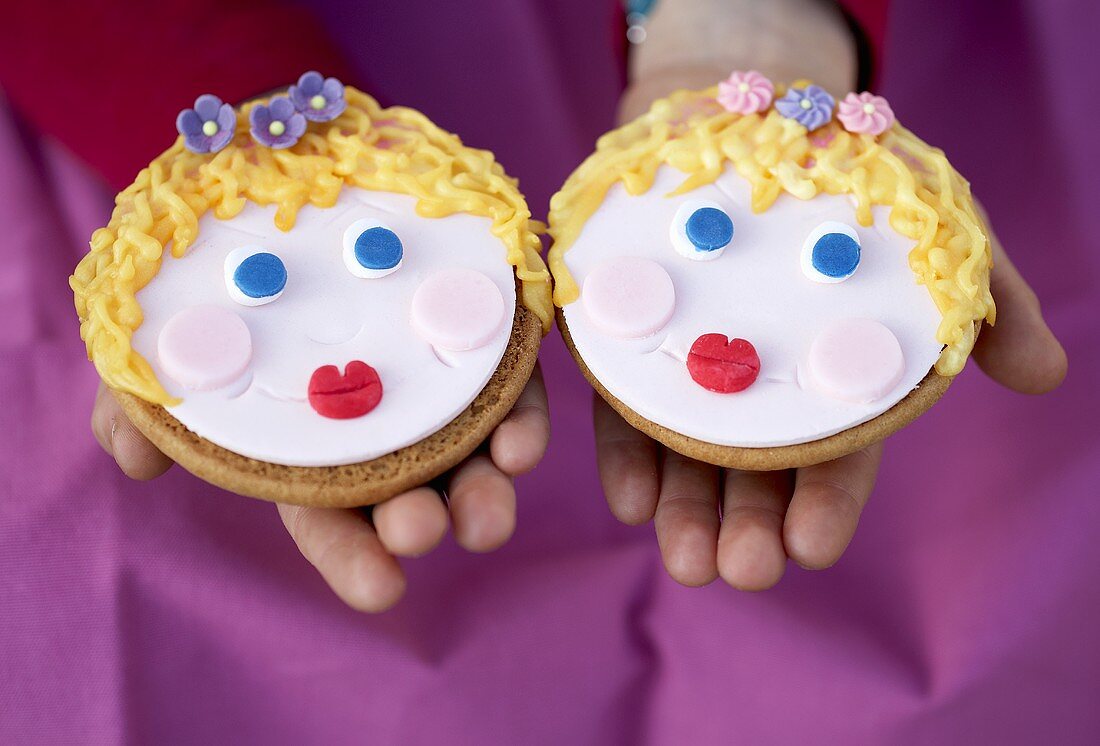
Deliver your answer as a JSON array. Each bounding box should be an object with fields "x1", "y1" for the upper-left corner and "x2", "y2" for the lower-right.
[{"x1": 1, "y1": 1, "x2": 1097, "y2": 743}]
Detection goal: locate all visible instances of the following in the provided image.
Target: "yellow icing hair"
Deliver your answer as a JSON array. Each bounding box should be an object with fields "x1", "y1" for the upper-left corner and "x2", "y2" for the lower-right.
[
  {"x1": 547, "y1": 84, "x2": 995, "y2": 376},
  {"x1": 72, "y1": 88, "x2": 552, "y2": 406}
]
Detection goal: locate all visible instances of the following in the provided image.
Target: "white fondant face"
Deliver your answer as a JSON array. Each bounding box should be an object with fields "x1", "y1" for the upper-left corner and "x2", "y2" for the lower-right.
[
  {"x1": 561, "y1": 165, "x2": 944, "y2": 447},
  {"x1": 131, "y1": 187, "x2": 516, "y2": 467}
]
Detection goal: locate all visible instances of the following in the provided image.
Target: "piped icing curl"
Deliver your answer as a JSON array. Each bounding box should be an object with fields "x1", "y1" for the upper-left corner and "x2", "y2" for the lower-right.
[
  {"x1": 547, "y1": 81, "x2": 995, "y2": 377},
  {"x1": 72, "y1": 87, "x2": 552, "y2": 406}
]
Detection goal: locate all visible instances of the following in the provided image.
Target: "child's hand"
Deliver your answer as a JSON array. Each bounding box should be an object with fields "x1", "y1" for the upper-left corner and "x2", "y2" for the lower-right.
[
  {"x1": 591, "y1": 219, "x2": 1066, "y2": 590},
  {"x1": 91, "y1": 365, "x2": 550, "y2": 612},
  {"x1": 604, "y1": 0, "x2": 1064, "y2": 590}
]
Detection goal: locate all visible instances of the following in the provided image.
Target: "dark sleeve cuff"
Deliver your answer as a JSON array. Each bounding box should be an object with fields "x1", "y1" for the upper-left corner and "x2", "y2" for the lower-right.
[
  {"x1": 834, "y1": 0, "x2": 889, "y2": 89},
  {"x1": 0, "y1": 1, "x2": 353, "y2": 189}
]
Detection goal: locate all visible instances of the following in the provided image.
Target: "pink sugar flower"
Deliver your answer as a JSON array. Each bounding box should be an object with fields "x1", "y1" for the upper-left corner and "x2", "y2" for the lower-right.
[
  {"x1": 837, "y1": 91, "x2": 895, "y2": 135},
  {"x1": 717, "y1": 70, "x2": 774, "y2": 115}
]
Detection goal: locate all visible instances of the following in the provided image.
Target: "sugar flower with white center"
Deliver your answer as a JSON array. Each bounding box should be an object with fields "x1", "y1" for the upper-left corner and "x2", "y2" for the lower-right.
[
  {"x1": 775, "y1": 84, "x2": 835, "y2": 131},
  {"x1": 837, "y1": 91, "x2": 895, "y2": 136},
  {"x1": 176, "y1": 94, "x2": 236, "y2": 154},
  {"x1": 288, "y1": 70, "x2": 347, "y2": 122},
  {"x1": 249, "y1": 96, "x2": 307, "y2": 148},
  {"x1": 716, "y1": 70, "x2": 774, "y2": 115}
]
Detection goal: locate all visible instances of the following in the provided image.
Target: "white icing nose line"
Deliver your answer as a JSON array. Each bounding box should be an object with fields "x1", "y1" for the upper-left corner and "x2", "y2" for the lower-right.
[
  {"x1": 157, "y1": 305, "x2": 253, "y2": 391},
  {"x1": 306, "y1": 323, "x2": 363, "y2": 346},
  {"x1": 581, "y1": 256, "x2": 675, "y2": 339},
  {"x1": 302, "y1": 302, "x2": 363, "y2": 345},
  {"x1": 807, "y1": 318, "x2": 905, "y2": 404}
]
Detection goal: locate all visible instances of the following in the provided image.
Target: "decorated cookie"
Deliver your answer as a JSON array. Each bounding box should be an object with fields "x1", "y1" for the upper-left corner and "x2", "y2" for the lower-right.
[
  {"x1": 548, "y1": 74, "x2": 995, "y2": 470},
  {"x1": 72, "y1": 73, "x2": 552, "y2": 506}
]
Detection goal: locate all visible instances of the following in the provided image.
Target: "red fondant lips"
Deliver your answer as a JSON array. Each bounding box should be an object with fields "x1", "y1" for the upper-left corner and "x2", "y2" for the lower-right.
[
  {"x1": 687, "y1": 333, "x2": 760, "y2": 393},
  {"x1": 308, "y1": 361, "x2": 383, "y2": 419}
]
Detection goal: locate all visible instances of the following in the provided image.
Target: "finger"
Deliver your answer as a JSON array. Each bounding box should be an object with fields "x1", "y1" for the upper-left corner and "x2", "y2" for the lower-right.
[
  {"x1": 277, "y1": 503, "x2": 405, "y2": 613},
  {"x1": 448, "y1": 454, "x2": 516, "y2": 553},
  {"x1": 971, "y1": 221, "x2": 1067, "y2": 394},
  {"x1": 91, "y1": 383, "x2": 114, "y2": 454},
  {"x1": 653, "y1": 450, "x2": 720, "y2": 587},
  {"x1": 717, "y1": 470, "x2": 792, "y2": 591},
  {"x1": 593, "y1": 395, "x2": 660, "y2": 525},
  {"x1": 490, "y1": 363, "x2": 550, "y2": 476},
  {"x1": 372, "y1": 487, "x2": 449, "y2": 558},
  {"x1": 92, "y1": 383, "x2": 173, "y2": 481},
  {"x1": 784, "y1": 443, "x2": 883, "y2": 570}
]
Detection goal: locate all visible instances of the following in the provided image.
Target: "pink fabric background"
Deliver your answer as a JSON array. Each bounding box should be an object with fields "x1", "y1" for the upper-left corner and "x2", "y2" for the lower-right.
[{"x1": 2, "y1": 0, "x2": 1097, "y2": 743}]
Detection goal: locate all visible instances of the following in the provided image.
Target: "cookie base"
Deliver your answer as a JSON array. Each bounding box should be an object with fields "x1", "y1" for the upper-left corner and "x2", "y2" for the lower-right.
[
  {"x1": 116, "y1": 303, "x2": 542, "y2": 507},
  {"x1": 558, "y1": 308, "x2": 959, "y2": 470}
]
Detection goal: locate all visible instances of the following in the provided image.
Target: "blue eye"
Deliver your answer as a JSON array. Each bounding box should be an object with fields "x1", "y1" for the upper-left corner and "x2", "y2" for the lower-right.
[
  {"x1": 801, "y1": 221, "x2": 861, "y2": 283},
  {"x1": 224, "y1": 247, "x2": 287, "y2": 306},
  {"x1": 356, "y1": 228, "x2": 402, "y2": 269},
  {"x1": 812, "y1": 234, "x2": 860, "y2": 277},
  {"x1": 686, "y1": 208, "x2": 734, "y2": 251},
  {"x1": 671, "y1": 200, "x2": 734, "y2": 261},
  {"x1": 343, "y1": 218, "x2": 403, "y2": 278}
]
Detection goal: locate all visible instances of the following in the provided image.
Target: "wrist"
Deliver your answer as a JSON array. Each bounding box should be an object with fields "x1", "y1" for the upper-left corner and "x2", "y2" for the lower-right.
[
  {"x1": 623, "y1": 0, "x2": 857, "y2": 124},
  {"x1": 618, "y1": 64, "x2": 735, "y2": 123}
]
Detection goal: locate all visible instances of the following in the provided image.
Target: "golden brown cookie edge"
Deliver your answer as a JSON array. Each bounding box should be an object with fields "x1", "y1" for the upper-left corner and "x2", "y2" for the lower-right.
[
  {"x1": 557, "y1": 308, "x2": 959, "y2": 471},
  {"x1": 115, "y1": 303, "x2": 542, "y2": 507}
]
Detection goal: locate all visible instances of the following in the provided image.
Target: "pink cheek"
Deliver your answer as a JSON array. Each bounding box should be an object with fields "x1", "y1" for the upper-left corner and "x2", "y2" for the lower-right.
[
  {"x1": 807, "y1": 318, "x2": 905, "y2": 404},
  {"x1": 411, "y1": 269, "x2": 505, "y2": 351},
  {"x1": 581, "y1": 257, "x2": 675, "y2": 339},
  {"x1": 157, "y1": 305, "x2": 252, "y2": 391}
]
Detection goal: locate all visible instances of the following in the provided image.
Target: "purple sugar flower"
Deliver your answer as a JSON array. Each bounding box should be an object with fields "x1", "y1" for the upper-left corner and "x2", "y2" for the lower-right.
[
  {"x1": 775, "y1": 85, "x2": 836, "y2": 131},
  {"x1": 176, "y1": 94, "x2": 236, "y2": 154},
  {"x1": 288, "y1": 70, "x2": 347, "y2": 122},
  {"x1": 249, "y1": 96, "x2": 307, "y2": 149}
]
